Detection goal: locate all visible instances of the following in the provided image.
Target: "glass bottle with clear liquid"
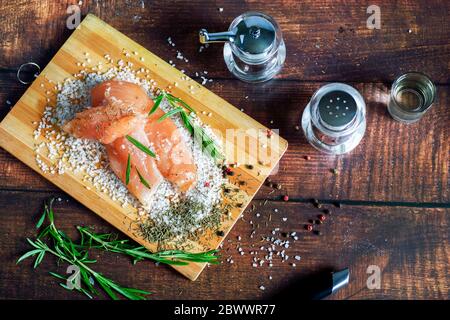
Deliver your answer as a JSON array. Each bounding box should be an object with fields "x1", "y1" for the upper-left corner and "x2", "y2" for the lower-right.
[{"x1": 199, "y1": 12, "x2": 286, "y2": 83}]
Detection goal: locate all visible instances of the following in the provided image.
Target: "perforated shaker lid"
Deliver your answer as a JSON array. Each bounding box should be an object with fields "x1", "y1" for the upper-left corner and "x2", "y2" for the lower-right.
[
  {"x1": 318, "y1": 91, "x2": 358, "y2": 128},
  {"x1": 232, "y1": 14, "x2": 276, "y2": 55}
]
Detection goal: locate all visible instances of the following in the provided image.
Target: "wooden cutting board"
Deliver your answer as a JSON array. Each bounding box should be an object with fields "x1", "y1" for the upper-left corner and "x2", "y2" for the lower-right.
[{"x1": 0, "y1": 14, "x2": 288, "y2": 280}]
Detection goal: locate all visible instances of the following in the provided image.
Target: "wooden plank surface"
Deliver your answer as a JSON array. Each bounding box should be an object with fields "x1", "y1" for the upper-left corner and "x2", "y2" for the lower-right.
[
  {"x1": 1, "y1": 190, "x2": 448, "y2": 300},
  {"x1": 1, "y1": 79, "x2": 448, "y2": 203},
  {"x1": 1, "y1": 1, "x2": 450, "y2": 83},
  {"x1": 0, "y1": 0, "x2": 448, "y2": 300}
]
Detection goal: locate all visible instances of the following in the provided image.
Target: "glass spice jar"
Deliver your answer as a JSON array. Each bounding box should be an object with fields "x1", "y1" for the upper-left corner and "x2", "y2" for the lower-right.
[
  {"x1": 199, "y1": 11, "x2": 286, "y2": 83},
  {"x1": 301, "y1": 83, "x2": 367, "y2": 155}
]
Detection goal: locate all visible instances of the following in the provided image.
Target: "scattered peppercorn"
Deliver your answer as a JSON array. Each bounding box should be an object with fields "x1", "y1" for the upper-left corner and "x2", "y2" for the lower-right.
[
  {"x1": 323, "y1": 209, "x2": 331, "y2": 215},
  {"x1": 334, "y1": 201, "x2": 342, "y2": 208},
  {"x1": 309, "y1": 219, "x2": 315, "y2": 224},
  {"x1": 305, "y1": 224, "x2": 313, "y2": 232},
  {"x1": 304, "y1": 155, "x2": 311, "y2": 160},
  {"x1": 216, "y1": 230, "x2": 225, "y2": 237},
  {"x1": 331, "y1": 168, "x2": 339, "y2": 175},
  {"x1": 275, "y1": 183, "x2": 282, "y2": 190},
  {"x1": 315, "y1": 219, "x2": 323, "y2": 225},
  {"x1": 245, "y1": 164, "x2": 254, "y2": 170},
  {"x1": 313, "y1": 230, "x2": 322, "y2": 236},
  {"x1": 283, "y1": 195, "x2": 289, "y2": 201}
]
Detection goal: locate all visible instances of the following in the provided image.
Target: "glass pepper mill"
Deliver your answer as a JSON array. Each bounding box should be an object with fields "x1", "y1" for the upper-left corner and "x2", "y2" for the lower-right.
[
  {"x1": 199, "y1": 11, "x2": 286, "y2": 83},
  {"x1": 301, "y1": 83, "x2": 367, "y2": 155}
]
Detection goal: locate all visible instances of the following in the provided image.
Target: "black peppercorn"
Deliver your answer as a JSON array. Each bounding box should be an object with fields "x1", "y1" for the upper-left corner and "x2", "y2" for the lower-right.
[{"x1": 216, "y1": 230, "x2": 225, "y2": 237}]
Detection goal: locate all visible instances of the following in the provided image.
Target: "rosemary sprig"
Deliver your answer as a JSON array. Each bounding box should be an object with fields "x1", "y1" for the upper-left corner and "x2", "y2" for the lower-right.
[
  {"x1": 76, "y1": 226, "x2": 219, "y2": 266},
  {"x1": 18, "y1": 200, "x2": 151, "y2": 300},
  {"x1": 151, "y1": 92, "x2": 224, "y2": 160},
  {"x1": 136, "y1": 168, "x2": 151, "y2": 189},
  {"x1": 17, "y1": 200, "x2": 220, "y2": 299},
  {"x1": 125, "y1": 154, "x2": 131, "y2": 185},
  {"x1": 125, "y1": 135, "x2": 156, "y2": 158}
]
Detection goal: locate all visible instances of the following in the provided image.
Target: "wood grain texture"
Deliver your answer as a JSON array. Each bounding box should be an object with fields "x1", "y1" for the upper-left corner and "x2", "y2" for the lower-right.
[
  {"x1": 2, "y1": 79, "x2": 448, "y2": 203},
  {"x1": 1, "y1": 191, "x2": 448, "y2": 300},
  {"x1": 0, "y1": 0, "x2": 448, "y2": 300},
  {"x1": 0, "y1": 14, "x2": 287, "y2": 280},
  {"x1": 1, "y1": 0, "x2": 449, "y2": 83}
]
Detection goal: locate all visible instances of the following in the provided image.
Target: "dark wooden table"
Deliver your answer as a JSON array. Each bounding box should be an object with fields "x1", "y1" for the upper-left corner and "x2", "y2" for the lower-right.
[{"x1": 0, "y1": 0, "x2": 448, "y2": 300}]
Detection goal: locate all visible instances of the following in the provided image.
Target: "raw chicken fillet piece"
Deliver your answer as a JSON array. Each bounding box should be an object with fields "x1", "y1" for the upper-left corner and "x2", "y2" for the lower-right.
[{"x1": 62, "y1": 80, "x2": 198, "y2": 205}]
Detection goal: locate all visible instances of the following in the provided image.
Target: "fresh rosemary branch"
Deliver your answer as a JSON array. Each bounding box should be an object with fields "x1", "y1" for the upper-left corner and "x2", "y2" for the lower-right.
[
  {"x1": 18, "y1": 200, "x2": 150, "y2": 300},
  {"x1": 151, "y1": 92, "x2": 224, "y2": 160},
  {"x1": 76, "y1": 226, "x2": 219, "y2": 266},
  {"x1": 17, "y1": 199, "x2": 220, "y2": 300}
]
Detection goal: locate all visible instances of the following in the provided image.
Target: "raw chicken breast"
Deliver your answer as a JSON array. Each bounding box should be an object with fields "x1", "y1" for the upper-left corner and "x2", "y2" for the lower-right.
[
  {"x1": 106, "y1": 119, "x2": 163, "y2": 206},
  {"x1": 91, "y1": 80, "x2": 152, "y2": 114},
  {"x1": 91, "y1": 80, "x2": 197, "y2": 192},
  {"x1": 63, "y1": 79, "x2": 197, "y2": 205},
  {"x1": 147, "y1": 109, "x2": 197, "y2": 192},
  {"x1": 62, "y1": 100, "x2": 142, "y2": 144}
]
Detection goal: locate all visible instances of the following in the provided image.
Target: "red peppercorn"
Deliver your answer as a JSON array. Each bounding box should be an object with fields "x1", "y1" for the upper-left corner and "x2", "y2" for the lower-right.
[
  {"x1": 283, "y1": 195, "x2": 289, "y2": 202},
  {"x1": 266, "y1": 129, "x2": 273, "y2": 138},
  {"x1": 305, "y1": 224, "x2": 313, "y2": 232},
  {"x1": 319, "y1": 214, "x2": 326, "y2": 221},
  {"x1": 204, "y1": 181, "x2": 210, "y2": 187},
  {"x1": 225, "y1": 167, "x2": 233, "y2": 174}
]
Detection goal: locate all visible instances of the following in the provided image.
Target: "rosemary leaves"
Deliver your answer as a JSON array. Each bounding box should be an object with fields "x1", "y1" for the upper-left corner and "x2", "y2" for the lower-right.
[
  {"x1": 151, "y1": 92, "x2": 224, "y2": 160},
  {"x1": 17, "y1": 199, "x2": 220, "y2": 300},
  {"x1": 125, "y1": 135, "x2": 156, "y2": 158}
]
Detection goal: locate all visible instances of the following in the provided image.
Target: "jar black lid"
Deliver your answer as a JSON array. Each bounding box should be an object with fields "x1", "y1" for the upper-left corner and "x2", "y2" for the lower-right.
[{"x1": 318, "y1": 91, "x2": 357, "y2": 128}]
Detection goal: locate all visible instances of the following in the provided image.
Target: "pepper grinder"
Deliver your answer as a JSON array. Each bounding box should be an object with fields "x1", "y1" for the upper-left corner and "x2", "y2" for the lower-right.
[{"x1": 199, "y1": 11, "x2": 286, "y2": 83}]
